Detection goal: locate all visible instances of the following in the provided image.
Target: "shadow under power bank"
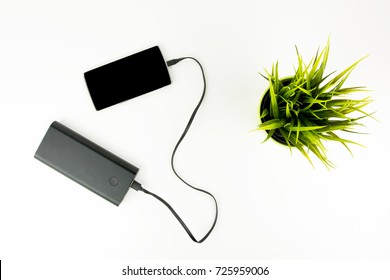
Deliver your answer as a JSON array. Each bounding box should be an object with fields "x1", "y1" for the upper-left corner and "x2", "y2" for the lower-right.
[{"x1": 34, "y1": 121, "x2": 139, "y2": 206}]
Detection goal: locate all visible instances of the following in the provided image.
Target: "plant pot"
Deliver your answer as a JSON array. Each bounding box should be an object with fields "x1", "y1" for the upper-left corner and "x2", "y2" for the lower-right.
[{"x1": 259, "y1": 77, "x2": 293, "y2": 146}]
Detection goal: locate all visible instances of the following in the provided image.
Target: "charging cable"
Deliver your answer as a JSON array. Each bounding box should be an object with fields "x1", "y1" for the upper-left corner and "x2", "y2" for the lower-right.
[{"x1": 131, "y1": 57, "x2": 218, "y2": 243}]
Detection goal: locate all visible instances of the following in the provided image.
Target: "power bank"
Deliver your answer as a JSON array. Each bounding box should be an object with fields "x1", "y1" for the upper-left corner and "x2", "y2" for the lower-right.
[
  {"x1": 34, "y1": 121, "x2": 139, "y2": 206},
  {"x1": 84, "y1": 46, "x2": 171, "y2": 110}
]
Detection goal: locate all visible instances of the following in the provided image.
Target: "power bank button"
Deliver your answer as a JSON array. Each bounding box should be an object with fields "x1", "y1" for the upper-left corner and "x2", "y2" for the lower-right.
[{"x1": 109, "y1": 176, "x2": 119, "y2": 186}]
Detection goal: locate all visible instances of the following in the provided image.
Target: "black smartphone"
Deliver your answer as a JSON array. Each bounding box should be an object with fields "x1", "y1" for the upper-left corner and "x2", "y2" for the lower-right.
[{"x1": 84, "y1": 46, "x2": 171, "y2": 110}]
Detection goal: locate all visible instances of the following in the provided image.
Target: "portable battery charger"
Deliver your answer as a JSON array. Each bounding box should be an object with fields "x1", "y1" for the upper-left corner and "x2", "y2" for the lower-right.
[{"x1": 34, "y1": 121, "x2": 139, "y2": 206}]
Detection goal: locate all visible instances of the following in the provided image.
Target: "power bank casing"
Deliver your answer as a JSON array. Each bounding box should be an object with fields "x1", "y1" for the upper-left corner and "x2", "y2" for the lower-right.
[
  {"x1": 34, "y1": 121, "x2": 139, "y2": 206},
  {"x1": 84, "y1": 46, "x2": 171, "y2": 110}
]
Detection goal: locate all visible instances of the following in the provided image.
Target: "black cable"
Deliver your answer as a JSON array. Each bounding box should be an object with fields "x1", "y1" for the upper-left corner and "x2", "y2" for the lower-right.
[{"x1": 131, "y1": 57, "x2": 218, "y2": 243}]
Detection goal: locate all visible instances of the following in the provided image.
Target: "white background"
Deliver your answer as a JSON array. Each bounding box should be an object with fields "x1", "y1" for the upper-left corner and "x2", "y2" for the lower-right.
[{"x1": 1, "y1": 0, "x2": 390, "y2": 261}]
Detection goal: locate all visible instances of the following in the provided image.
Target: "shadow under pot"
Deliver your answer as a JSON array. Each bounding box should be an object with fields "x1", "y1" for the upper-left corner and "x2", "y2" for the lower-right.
[{"x1": 259, "y1": 78, "x2": 293, "y2": 146}]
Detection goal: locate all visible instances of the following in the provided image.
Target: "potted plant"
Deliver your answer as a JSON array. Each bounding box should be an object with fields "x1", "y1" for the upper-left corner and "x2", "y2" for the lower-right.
[{"x1": 257, "y1": 40, "x2": 373, "y2": 169}]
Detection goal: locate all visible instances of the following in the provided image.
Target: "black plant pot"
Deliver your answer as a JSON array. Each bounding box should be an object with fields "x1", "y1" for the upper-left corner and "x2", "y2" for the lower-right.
[{"x1": 259, "y1": 78, "x2": 292, "y2": 146}]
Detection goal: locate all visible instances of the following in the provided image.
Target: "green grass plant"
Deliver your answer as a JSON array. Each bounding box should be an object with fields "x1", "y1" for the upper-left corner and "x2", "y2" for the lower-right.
[{"x1": 258, "y1": 39, "x2": 373, "y2": 169}]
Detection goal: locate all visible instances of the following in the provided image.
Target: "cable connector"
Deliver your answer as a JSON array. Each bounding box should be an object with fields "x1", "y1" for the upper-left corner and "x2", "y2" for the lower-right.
[
  {"x1": 166, "y1": 58, "x2": 185, "y2": 67},
  {"x1": 130, "y1": 181, "x2": 143, "y2": 192}
]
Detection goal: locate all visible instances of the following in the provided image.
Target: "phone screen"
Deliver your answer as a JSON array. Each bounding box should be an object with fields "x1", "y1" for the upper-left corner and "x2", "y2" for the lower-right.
[{"x1": 84, "y1": 46, "x2": 171, "y2": 110}]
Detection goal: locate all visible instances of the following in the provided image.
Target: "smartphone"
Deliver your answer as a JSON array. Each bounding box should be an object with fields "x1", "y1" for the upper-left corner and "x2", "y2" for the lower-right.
[{"x1": 84, "y1": 46, "x2": 171, "y2": 110}]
